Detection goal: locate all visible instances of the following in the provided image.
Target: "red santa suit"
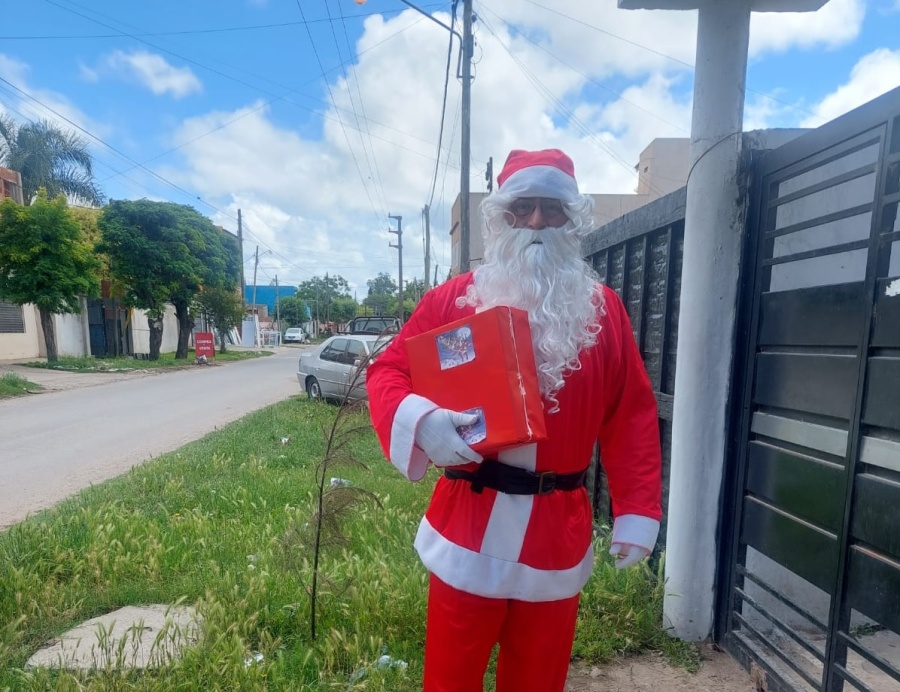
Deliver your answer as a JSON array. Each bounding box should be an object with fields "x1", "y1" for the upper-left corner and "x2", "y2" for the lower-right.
[
  {"x1": 367, "y1": 273, "x2": 661, "y2": 604},
  {"x1": 366, "y1": 147, "x2": 661, "y2": 691}
]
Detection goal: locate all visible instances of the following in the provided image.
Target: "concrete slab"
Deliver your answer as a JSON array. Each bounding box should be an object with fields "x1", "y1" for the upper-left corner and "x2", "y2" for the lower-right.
[{"x1": 26, "y1": 605, "x2": 201, "y2": 670}]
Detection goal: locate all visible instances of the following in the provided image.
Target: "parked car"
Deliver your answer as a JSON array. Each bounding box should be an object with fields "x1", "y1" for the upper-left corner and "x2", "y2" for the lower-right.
[
  {"x1": 346, "y1": 316, "x2": 401, "y2": 335},
  {"x1": 298, "y1": 333, "x2": 394, "y2": 403},
  {"x1": 284, "y1": 327, "x2": 308, "y2": 344}
]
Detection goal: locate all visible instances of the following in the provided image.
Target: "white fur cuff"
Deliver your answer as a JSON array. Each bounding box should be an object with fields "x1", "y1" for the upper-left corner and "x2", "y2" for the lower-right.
[{"x1": 389, "y1": 394, "x2": 438, "y2": 481}]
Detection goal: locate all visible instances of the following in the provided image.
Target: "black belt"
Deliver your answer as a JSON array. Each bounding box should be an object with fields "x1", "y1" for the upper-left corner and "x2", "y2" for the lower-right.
[{"x1": 443, "y1": 460, "x2": 587, "y2": 495}]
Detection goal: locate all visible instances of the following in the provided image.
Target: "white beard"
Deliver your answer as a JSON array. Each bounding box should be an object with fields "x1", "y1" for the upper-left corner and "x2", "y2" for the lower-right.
[{"x1": 457, "y1": 222, "x2": 603, "y2": 412}]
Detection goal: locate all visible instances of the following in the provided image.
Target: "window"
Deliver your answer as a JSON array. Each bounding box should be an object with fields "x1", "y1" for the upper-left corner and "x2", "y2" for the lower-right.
[
  {"x1": 0, "y1": 301, "x2": 25, "y2": 333},
  {"x1": 347, "y1": 339, "x2": 368, "y2": 364},
  {"x1": 320, "y1": 338, "x2": 348, "y2": 363}
]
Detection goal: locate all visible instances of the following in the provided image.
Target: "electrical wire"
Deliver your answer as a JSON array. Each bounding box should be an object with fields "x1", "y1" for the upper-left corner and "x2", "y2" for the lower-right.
[
  {"x1": 328, "y1": 0, "x2": 390, "y2": 218},
  {"x1": 477, "y1": 12, "x2": 672, "y2": 199},
  {"x1": 0, "y1": 5, "x2": 447, "y2": 40},
  {"x1": 427, "y1": 0, "x2": 459, "y2": 209},
  {"x1": 295, "y1": 1, "x2": 385, "y2": 229},
  {"x1": 519, "y1": 0, "x2": 826, "y2": 124}
]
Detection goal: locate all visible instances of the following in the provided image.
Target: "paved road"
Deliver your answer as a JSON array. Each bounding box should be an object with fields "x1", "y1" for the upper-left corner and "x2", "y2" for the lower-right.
[{"x1": 0, "y1": 348, "x2": 306, "y2": 528}]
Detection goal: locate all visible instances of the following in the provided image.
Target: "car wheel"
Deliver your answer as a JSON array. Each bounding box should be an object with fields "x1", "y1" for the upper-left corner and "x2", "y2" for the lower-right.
[{"x1": 306, "y1": 377, "x2": 323, "y2": 401}]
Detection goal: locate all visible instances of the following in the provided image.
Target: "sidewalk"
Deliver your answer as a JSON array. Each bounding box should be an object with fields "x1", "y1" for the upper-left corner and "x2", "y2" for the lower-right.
[{"x1": 0, "y1": 363, "x2": 161, "y2": 393}]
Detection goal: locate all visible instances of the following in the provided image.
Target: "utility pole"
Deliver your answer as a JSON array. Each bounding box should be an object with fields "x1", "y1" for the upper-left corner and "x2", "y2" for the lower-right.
[
  {"x1": 388, "y1": 214, "x2": 404, "y2": 324},
  {"x1": 250, "y1": 245, "x2": 260, "y2": 349},
  {"x1": 459, "y1": 0, "x2": 474, "y2": 273},
  {"x1": 423, "y1": 204, "x2": 431, "y2": 291},
  {"x1": 275, "y1": 275, "x2": 280, "y2": 336},
  {"x1": 251, "y1": 245, "x2": 259, "y2": 316},
  {"x1": 237, "y1": 209, "x2": 246, "y2": 314}
]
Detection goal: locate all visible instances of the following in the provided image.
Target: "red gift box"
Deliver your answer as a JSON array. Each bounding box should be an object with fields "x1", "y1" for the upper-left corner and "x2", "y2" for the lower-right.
[{"x1": 406, "y1": 306, "x2": 547, "y2": 455}]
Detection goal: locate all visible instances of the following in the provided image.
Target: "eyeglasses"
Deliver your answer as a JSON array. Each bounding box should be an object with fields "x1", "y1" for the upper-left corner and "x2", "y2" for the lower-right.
[{"x1": 508, "y1": 197, "x2": 567, "y2": 223}]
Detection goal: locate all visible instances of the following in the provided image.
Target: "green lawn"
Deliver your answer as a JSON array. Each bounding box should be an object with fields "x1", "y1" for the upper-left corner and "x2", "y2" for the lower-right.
[
  {"x1": 21, "y1": 349, "x2": 270, "y2": 373},
  {"x1": 0, "y1": 372, "x2": 42, "y2": 399},
  {"x1": 0, "y1": 397, "x2": 694, "y2": 690}
]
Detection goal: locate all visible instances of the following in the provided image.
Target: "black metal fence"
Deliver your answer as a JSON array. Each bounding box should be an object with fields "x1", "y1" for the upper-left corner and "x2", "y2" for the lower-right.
[{"x1": 583, "y1": 187, "x2": 686, "y2": 546}]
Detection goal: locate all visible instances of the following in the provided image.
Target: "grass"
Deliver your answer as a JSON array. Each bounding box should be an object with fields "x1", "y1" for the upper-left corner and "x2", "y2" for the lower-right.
[
  {"x1": 0, "y1": 372, "x2": 42, "y2": 399},
  {"x1": 21, "y1": 350, "x2": 271, "y2": 373},
  {"x1": 0, "y1": 397, "x2": 696, "y2": 690}
]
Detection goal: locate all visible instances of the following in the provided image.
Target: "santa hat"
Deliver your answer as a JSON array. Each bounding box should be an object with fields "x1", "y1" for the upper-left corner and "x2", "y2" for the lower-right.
[{"x1": 496, "y1": 148, "x2": 580, "y2": 203}]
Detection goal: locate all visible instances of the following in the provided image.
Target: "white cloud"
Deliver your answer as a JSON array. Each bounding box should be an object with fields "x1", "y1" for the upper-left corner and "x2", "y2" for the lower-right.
[
  {"x1": 156, "y1": 6, "x2": 702, "y2": 291},
  {"x1": 0, "y1": 53, "x2": 111, "y2": 143},
  {"x1": 750, "y1": 0, "x2": 865, "y2": 57},
  {"x1": 101, "y1": 50, "x2": 202, "y2": 99},
  {"x1": 802, "y1": 48, "x2": 900, "y2": 126}
]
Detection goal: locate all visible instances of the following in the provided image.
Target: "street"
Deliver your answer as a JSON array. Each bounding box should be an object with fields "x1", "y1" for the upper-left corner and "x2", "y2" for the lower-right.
[{"x1": 0, "y1": 348, "x2": 304, "y2": 528}]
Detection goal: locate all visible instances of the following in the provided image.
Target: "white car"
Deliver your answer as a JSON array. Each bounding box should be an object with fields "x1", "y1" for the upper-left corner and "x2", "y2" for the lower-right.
[
  {"x1": 297, "y1": 334, "x2": 393, "y2": 403},
  {"x1": 284, "y1": 327, "x2": 308, "y2": 344}
]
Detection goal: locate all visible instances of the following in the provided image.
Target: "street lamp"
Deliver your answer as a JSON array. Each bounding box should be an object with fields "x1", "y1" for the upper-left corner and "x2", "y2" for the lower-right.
[{"x1": 356, "y1": 0, "x2": 474, "y2": 273}]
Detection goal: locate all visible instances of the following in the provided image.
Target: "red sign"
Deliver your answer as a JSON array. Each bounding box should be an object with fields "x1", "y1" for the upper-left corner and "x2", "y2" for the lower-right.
[{"x1": 194, "y1": 332, "x2": 216, "y2": 358}]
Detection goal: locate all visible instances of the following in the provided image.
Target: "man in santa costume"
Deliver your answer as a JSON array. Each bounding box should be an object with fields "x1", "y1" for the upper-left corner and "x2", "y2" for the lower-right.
[{"x1": 366, "y1": 148, "x2": 662, "y2": 692}]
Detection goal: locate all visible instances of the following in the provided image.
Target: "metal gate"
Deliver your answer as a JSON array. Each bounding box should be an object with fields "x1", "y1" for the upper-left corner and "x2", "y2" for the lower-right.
[{"x1": 720, "y1": 87, "x2": 900, "y2": 690}]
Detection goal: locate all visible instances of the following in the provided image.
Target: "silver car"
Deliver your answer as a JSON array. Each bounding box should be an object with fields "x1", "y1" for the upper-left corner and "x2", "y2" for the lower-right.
[{"x1": 297, "y1": 334, "x2": 394, "y2": 403}]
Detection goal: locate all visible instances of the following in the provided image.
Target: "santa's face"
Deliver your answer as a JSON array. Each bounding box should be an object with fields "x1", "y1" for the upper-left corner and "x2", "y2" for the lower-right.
[{"x1": 461, "y1": 194, "x2": 603, "y2": 411}]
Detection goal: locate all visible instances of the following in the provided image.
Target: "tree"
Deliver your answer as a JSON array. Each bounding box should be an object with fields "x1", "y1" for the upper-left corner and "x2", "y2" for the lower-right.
[
  {"x1": 0, "y1": 116, "x2": 103, "y2": 206},
  {"x1": 296, "y1": 274, "x2": 351, "y2": 324},
  {"x1": 331, "y1": 296, "x2": 359, "y2": 324},
  {"x1": 364, "y1": 272, "x2": 397, "y2": 316},
  {"x1": 196, "y1": 287, "x2": 244, "y2": 353},
  {"x1": 0, "y1": 192, "x2": 101, "y2": 361},
  {"x1": 99, "y1": 200, "x2": 240, "y2": 360},
  {"x1": 277, "y1": 295, "x2": 306, "y2": 327}
]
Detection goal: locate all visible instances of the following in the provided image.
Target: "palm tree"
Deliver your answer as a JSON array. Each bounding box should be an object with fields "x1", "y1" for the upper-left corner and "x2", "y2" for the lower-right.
[{"x1": 0, "y1": 115, "x2": 104, "y2": 206}]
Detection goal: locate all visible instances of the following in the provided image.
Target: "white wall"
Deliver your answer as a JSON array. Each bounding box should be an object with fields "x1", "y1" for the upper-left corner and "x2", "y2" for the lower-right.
[
  {"x1": 0, "y1": 304, "x2": 42, "y2": 361},
  {"x1": 53, "y1": 298, "x2": 90, "y2": 358},
  {"x1": 130, "y1": 304, "x2": 179, "y2": 354}
]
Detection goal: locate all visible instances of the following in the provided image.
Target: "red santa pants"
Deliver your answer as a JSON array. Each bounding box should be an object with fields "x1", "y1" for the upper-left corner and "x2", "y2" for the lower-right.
[{"x1": 424, "y1": 573, "x2": 580, "y2": 692}]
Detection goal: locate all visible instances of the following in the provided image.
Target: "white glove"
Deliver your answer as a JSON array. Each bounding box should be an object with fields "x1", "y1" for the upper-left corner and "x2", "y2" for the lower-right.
[
  {"x1": 414, "y1": 408, "x2": 484, "y2": 468},
  {"x1": 609, "y1": 542, "x2": 650, "y2": 569}
]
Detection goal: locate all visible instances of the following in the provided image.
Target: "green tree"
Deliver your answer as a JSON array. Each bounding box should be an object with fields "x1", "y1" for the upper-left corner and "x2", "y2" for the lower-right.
[
  {"x1": 0, "y1": 192, "x2": 101, "y2": 361},
  {"x1": 364, "y1": 271, "x2": 397, "y2": 316},
  {"x1": 99, "y1": 200, "x2": 240, "y2": 360},
  {"x1": 0, "y1": 116, "x2": 103, "y2": 206},
  {"x1": 296, "y1": 274, "x2": 351, "y2": 324},
  {"x1": 277, "y1": 295, "x2": 306, "y2": 327},
  {"x1": 196, "y1": 287, "x2": 244, "y2": 353},
  {"x1": 331, "y1": 296, "x2": 359, "y2": 324}
]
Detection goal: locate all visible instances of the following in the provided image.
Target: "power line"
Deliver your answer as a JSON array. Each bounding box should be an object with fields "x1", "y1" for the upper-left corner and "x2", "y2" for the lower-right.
[
  {"x1": 477, "y1": 12, "x2": 672, "y2": 199},
  {"x1": 516, "y1": 0, "x2": 825, "y2": 124},
  {"x1": 0, "y1": 5, "x2": 447, "y2": 40},
  {"x1": 480, "y1": 5, "x2": 689, "y2": 135},
  {"x1": 427, "y1": 0, "x2": 459, "y2": 208},
  {"x1": 295, "y1": 1, "x2": 385, "y2": 228},
  {"x1": 327, "y1": 0, "x2": 390, "y2": 217}
]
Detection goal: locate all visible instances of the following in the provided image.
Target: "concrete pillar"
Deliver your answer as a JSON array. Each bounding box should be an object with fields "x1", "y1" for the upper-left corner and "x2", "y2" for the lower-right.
[{"x1": 664, "y1": 0, "x2": 751, "y2": 640}]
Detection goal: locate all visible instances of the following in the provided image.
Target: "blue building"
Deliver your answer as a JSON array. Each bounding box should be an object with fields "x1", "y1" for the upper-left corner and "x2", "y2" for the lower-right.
[{"x1": 244, "y1": 285, "x2": 297, "y2": 316}]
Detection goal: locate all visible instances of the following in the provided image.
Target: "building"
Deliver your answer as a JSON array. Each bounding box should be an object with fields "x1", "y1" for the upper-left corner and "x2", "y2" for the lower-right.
[
  {"x1": 448, "y1": 138, "x2": 690, "y2": 275},
  {"x1": 0, "y1": 167, "x2": 24, "y2": 205}
]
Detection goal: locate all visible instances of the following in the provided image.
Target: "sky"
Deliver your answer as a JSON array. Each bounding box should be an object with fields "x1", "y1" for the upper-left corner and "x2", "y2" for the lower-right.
[{"x1": 1, "y1": 0, "x2": 898, "y2": 298}]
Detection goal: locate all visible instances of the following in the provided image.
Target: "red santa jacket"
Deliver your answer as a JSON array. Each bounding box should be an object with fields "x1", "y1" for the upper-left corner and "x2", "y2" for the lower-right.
[{"x1": 366, "y1": 273, "x2": 662, "y2": 601}]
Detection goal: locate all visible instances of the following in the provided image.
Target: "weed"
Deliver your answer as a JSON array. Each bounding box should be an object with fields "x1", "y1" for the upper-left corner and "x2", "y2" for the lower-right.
[
  {"x1": 0, "y1": 372, "x2": 41, "y2": 398},
  {"x1": 0, "y1": 395, "x2": 686, "y2": 689}
]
